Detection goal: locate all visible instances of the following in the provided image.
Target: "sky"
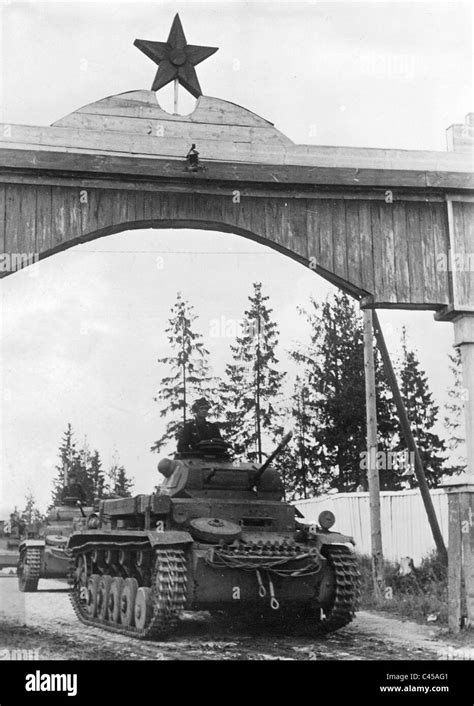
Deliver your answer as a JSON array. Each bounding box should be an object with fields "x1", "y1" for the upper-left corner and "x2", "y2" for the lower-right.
[{"x1": 0, "y1": 0, "x2": 472, "y2": 515}]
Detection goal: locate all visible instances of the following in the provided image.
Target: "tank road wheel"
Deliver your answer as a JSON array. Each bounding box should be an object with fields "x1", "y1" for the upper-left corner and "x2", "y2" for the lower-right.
[
  {"x1": 108, "y1": 577, "x2": 125, "y2": 624},
  {"x1": 97, "y1": 575, "x2": 113, "y2": 621},
  {"x1": 120, "y1": 578, "x2": 138, "y2": 627},
  {"x1": 317, "y1": 545, "x2": 360, "y2": 633},
  {"x1": 17, "y1": 547, "x2": 41, "y2": 593},
  {"x1": 75, "y1": 554, "x2": 88, "y2": 589},
  {"x1": 85, "y1": 574, "x2": 100, "y2": 618},
  {"x1": 134, "y1": 587, "x2": 153, "y2": 631}
]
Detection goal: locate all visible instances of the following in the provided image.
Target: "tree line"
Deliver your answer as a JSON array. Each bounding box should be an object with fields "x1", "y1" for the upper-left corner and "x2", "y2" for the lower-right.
[
  {"x1": 15, "y1": 425, "x2": 134, "y2": 528},
  {"x1": 152, "y1": 285, "x2": 465, "y2": 500},
  {"x1": 50, "y1": 423, "x2": 134, "y2": 506}
]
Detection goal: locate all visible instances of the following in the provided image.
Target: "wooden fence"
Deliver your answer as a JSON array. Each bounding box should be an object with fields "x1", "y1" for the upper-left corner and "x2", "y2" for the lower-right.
[{"x1": 294, "y1": 488, "x2": 449, "y2": 564}]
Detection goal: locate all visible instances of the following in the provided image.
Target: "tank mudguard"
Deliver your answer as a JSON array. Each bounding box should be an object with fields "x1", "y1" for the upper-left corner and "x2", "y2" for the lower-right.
[
  {"x1": 315, "y1": 531, "x2": 355, "y2": 547},
  {"x1": 19, "y1": 540, "x2": 45, "y2": 550},
  {"x1": 146, "y1": 530, "x2": 193, "y2": 546}
]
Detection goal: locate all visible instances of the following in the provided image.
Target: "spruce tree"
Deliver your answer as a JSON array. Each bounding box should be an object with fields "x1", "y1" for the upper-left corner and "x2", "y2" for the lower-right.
[
  {"x1": 444, "y1": 348, "x2": 466, "y2": 474},
  {"x1": 107, "y1": 460, "x2": 134, "y2": 497},
  {"x1": 395, "y1": 328, "x2": 446, "y2": 488},
  {"x1": 288, "y1": 293, "x2": 399, "y2": 494},
  {"x1": 151, "y1": 292, "x2": 214, "y2": 453},
  {"x1": 51, "y1": 424, "x2": 79, "y2": 506},
  {"x1": 88, "y1": 450, "x2": 106, "y2": 499},
  {"x1": 219, "y1": 283, "x2": 285, "y2": 461},
  {"x1": 273, "y1": 375, "x2": 327, "y2": 500},
  {"x1": 21, "y1": 491, "x2": 43, "y2": 529}
]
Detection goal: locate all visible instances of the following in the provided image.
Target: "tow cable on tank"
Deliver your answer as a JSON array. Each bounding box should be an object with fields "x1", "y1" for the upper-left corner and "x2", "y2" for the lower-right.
[{"x1": 255, "y1": 569, "x2": 279, "y2": 609}]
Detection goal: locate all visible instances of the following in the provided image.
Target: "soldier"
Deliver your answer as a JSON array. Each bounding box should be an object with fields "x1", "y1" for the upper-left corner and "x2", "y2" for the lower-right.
[{"x1": 177, "y1": 397, "x2": 222, "y2": 452}]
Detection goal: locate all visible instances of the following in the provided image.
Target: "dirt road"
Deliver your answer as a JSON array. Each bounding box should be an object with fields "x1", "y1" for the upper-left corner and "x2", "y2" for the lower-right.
[{"x1": 0, "y1": 575, "x2": 470, "y2": 661}]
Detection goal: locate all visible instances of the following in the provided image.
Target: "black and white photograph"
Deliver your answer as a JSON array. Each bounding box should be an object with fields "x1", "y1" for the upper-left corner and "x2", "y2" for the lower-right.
[{"x1": 0, "y1": 0, "x2": 472, "y2": 698}]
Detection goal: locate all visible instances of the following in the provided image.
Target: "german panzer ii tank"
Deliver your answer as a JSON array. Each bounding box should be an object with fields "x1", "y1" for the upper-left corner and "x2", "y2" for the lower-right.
[
  {"x1": 67, "y1": 433, "x2": 360, "y2": 638},
  {"x1": 18, "y1": 491, "x2": 92, "y2": 592}
]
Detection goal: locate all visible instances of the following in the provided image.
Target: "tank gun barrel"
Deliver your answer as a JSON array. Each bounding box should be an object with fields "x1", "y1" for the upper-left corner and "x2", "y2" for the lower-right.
[{"x1": 253, "y1": 431, "x2": 293, "y2": 485}]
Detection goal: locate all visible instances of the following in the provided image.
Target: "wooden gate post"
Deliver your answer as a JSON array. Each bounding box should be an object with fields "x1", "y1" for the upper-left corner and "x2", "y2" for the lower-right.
[
  {"x1": 363, "y1": 308, "x2": 385, "y2": 599},
  {"x1": 445, "y1": 481, "x2": 474, "y2": 632}
]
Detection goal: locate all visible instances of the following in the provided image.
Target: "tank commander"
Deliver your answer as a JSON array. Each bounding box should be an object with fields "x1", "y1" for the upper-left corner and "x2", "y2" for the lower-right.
[
  {"x1": 177, "y1": 397, "x2": 222, "y2": 452},
  {"x1": 60, "y1": 478, "x2": 86, "y2": 505}
]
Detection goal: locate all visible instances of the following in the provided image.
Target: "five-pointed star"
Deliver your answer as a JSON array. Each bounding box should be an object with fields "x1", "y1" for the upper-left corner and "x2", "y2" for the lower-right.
[{"x1": 134, "y1": 14, "x2": 218, "y2": 98}]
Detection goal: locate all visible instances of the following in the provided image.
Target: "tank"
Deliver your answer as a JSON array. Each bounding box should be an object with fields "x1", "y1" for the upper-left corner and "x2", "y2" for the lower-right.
[
  {"x1": 0, "y1": 515, "x2": 25, "y2": 570},
  {"x1": 17, "y1": 501, "x2": 92, "y2": 592},
  {"x1": 67, "y1": 434, "x2": 360, "y2": 638}
]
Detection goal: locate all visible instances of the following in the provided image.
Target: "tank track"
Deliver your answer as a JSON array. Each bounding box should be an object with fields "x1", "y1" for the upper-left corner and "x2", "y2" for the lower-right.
[
  {"x1": 68, "y1": 544, "x2": 187, "y2": 639},
  {"x1": 319, "y1": 544, "x2": 361, "y2": 632},
  {"x1": 18, "y1": 546, "x2": 42, "y2": 592}
]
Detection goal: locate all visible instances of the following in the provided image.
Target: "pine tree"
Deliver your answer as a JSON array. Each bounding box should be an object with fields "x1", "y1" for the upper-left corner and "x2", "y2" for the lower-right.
[
  {"x1": 151, "y1": 292, "x2": 214, "y2": 453},
  {"x1": 444, "y1": 348, "x2": 467, "y2": 474},
  {"x1": 395, "y1": 328, "x2": 446, "y2": 488},
  {"x1": 218, "y1": 283, "x2": 285, "y2": 462}
]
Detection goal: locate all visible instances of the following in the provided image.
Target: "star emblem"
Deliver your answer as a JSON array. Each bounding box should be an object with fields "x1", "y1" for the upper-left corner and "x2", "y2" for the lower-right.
[{"x1": 134, "y1": 14, "x2": 218, "y2": 98}]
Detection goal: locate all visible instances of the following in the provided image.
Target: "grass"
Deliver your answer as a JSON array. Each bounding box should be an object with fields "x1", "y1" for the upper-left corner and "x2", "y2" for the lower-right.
[{"x1": 358, "y1": 551, "x2": 448, "y2": 625}]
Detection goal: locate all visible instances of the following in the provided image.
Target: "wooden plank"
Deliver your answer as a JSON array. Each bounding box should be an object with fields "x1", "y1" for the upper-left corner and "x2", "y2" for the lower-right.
[
  {"x1": 306, "y1": 199, "x2": 321, "y2": 269},
  {"x1": 0, "y1": 148, "x2": 472, "y2": 189},
  {"x1": 392, "y1": 202, "x2": 410, "y2": 303},
  {"x1": 370, "y1": 203, "x2": 384, "y2": 302},
  {"x1": 79, "y1": 186, "x2": 99, "y2": 236},
  {"x1": 0, "y1": 172, "x2": 452, "y2": 202},
  {"x1": 448, "y1": 493, "x2": 462, "y2": 632},
  {"x1": 452, "y1": 203, "x2": 474, "y2": 309},
  {"x1": 379, "y1": 203, "x2": 396, "y2": 303},
  {"x1": 345, "y1": 200, "x2": 361, "y2": 290},
  {"x1": 50, "y1": 187, "x2": 66, "y2": 247},
  {"x1": 431, "y1": 202, "x2": 450, "y2": 305},
  {"x1": 419, "y1": 203, "x2": 437, "y2": 303},
  {"x1": 0, "y1": 185, "x2": 5, "y2": 255},
  {"x1": 4, "y1": 184, "x2": 20, "y2": 256},
  {"x1": 36, "y1": 185, "x2": 52, "y2": 254},
  {"x1": 114, "y1": 190, "x2": 129, "y2": 230},
  {"x1": 54, "y1": 112, "x2": 288, "y2": 145},
  {"x1": 331, "y1": 200, "x2": 347, "y2": 281},
  {"x1": 405, "y1": 202, "x2": 425, "y2": 304},
  {"x1": 0, "y1": 124, "x2": 290, "y2": 162},
  {"x1": 20, "y1": 185, "x2": 37, "y2": 256},
  {"x1": 358, "y1": 201, "x2": 375, "y2": 295},
  {"x1": 152, "y1": 190, "x2": 169, "y2": 221},
  {"x1": 143, "y1": 190, "x2": 153, "y2": 222},
  {"x1": 317, "y1": 200, "x2": 333, "y2": 274},
  {"x1": 125, "y1": 189, "x2": 135, "y2": 225},
  {"x1": 134, "y1": 190, "x2": 145, "y2": 223},
  {"x1": 66, "y1": 92, "x2": 273, "y2": 128}
]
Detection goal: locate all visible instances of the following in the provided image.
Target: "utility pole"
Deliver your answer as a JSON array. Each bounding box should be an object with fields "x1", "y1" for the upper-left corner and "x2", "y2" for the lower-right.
[{"x1": 363, "y1": 308, "x2": 385, "y2": 599}]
